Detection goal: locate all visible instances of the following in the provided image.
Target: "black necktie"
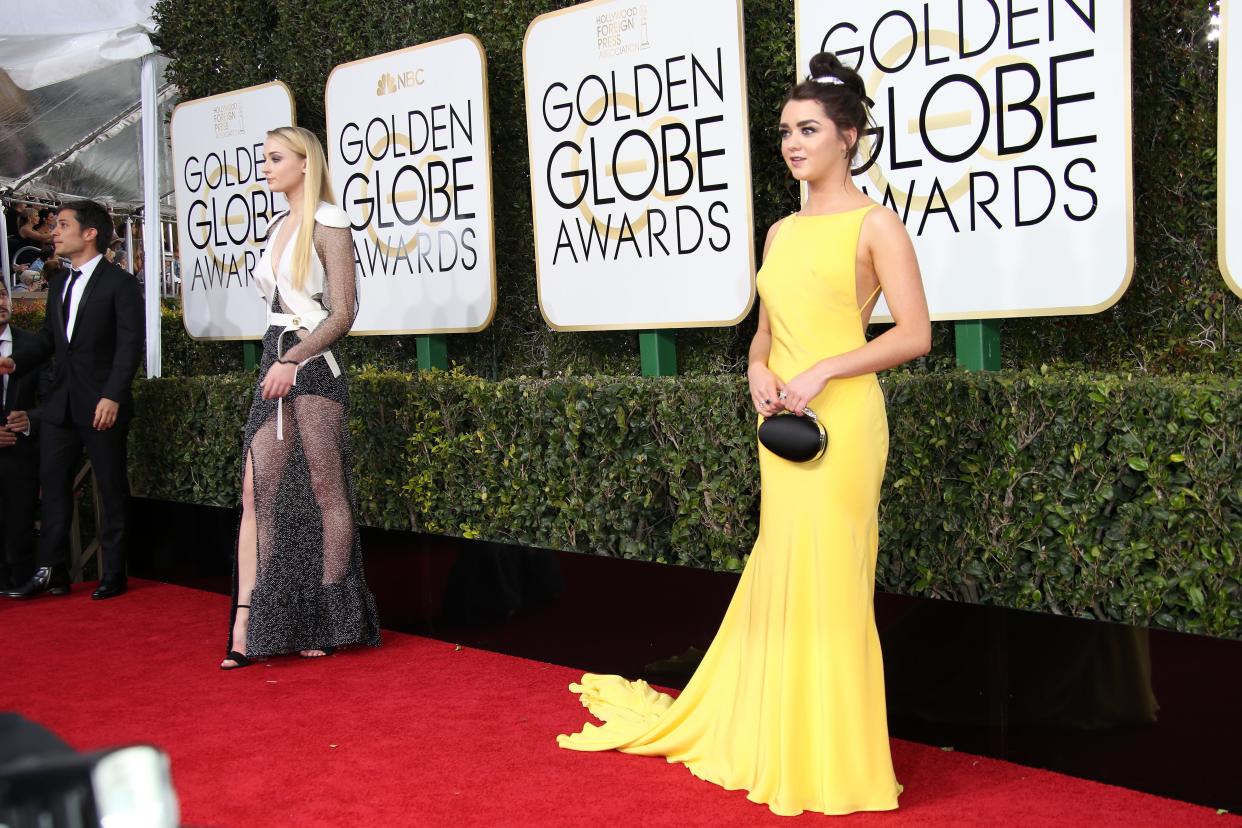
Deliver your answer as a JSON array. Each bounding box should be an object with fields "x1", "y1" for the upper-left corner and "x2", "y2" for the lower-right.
[{"x1": 63, "y1": 269, "x2": 82, "y2": 335}]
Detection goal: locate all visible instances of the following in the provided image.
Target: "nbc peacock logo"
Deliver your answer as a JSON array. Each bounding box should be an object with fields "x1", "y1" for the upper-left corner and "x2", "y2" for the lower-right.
[{"x1": 376, "y1": 69, "x2": 425, "y2": 96}]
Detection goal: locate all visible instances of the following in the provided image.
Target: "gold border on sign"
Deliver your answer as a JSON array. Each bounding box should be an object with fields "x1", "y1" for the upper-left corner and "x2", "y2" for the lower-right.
[
  {"x1": 522, "y1": 0, "x2": 757, "y2": 333},
  {"x1": 1220, "y1": 0, "x2": 1242, "y2": 298},
  {"x1": 794, "y1": 1, "x2": 1136, "y2": 323},
  {"x1": 171, "y1": 80, "x2": 297, "y2": 342},
  {"x1": 324, "y1": 33, "x2": 499, "y2": 336}
]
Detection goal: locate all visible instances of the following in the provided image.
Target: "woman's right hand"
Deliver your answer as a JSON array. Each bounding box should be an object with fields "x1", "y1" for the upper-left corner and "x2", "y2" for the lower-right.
[
  {"x1": 260, "y1": 360, "x2": 298, "y2": 400},
  {"x1": 748, "y1": 362, "x2": 784, "y2": 417}
]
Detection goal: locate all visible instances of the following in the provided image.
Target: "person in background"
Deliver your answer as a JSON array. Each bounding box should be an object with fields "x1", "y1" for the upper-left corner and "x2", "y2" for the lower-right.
[
  {"x1": 39, "y1": 255, "x2": 62, "y2": 285},
  {"x1": 4, "y1": 203, "x2": 21, "y2": 238},
  {"x1": 35, "y1": 258, "x2": 61, "y2": 290},
  {"x1": 17, "y1": 208, "x2": 51, "y2": 246},
  {"x1": 0, "y1": 199, "x2": 144, "y2": 601},
  {"x1": 0, "y1": 283, "x2": 41, "y2": 592},
  {"x1": 28, "y1": 246, "x2": 55, "y2": 273},
  {"x1": 105, "y1": 237, "x2": 124, "y2": 265}
]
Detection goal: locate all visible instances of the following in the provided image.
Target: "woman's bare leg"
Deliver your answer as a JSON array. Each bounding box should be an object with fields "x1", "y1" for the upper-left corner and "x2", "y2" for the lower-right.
[
  {"x1": 221, "y1": 452, "x2": 258, "y2": 668},
  {"x1": 222, "y1": 412, "x2": 289, "y2": 667}
]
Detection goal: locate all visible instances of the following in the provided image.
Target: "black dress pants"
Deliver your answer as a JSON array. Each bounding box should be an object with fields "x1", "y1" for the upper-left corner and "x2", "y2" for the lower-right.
[
  {"x1": 0, "y1": 442, "x2": 39, "y2": 583},
  {"x1": 37, "y1": 419, "x2": 130, "y2": 577}
]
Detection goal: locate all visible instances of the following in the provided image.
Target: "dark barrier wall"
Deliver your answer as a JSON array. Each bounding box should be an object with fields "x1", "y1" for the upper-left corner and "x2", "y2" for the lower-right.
[{"x1": 145, "y1": 0, "x2": 1237, "y2": 378}]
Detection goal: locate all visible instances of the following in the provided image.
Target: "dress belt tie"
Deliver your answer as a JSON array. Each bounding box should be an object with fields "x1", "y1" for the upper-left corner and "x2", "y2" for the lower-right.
[{"x1": 267, "y1": 310, "x2": 341, "y2": 441}]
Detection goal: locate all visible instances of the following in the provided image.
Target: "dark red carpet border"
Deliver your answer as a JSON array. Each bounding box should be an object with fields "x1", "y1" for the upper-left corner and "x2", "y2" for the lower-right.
[{"x1": 0, "y1": 580, "x2": 1234, "y2": 827}]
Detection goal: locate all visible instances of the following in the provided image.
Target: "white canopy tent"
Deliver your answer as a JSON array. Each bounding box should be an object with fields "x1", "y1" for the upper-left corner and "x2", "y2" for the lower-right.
[{"x1": 0, "y1": 0, "x2": 172, "y2": 377}]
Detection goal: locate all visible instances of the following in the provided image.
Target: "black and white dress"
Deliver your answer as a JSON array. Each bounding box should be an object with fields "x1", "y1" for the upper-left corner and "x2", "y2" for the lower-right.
[{"x1": 229, "y1": 202, "x2": 380, "y2": 657}]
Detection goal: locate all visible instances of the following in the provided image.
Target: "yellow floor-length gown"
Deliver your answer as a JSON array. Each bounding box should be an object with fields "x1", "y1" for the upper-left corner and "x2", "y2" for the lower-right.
[{"x1": 558, "y1": 205, "x2": 901, "y2": 817}]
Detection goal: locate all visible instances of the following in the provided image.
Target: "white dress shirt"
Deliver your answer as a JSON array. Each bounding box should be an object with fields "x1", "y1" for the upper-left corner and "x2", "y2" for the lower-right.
[
  {"x1": 64, "y1": 253, "x2": 103, "y2": 340},
  {"x1": 0, "y1": 324, "x2": 10, "y2": 409},
  {"x1": 0, "y1": 324, "x2": 28, "y2": 435}
]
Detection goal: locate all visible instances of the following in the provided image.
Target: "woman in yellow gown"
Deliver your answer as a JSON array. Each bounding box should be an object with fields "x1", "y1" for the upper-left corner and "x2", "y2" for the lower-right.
[{"x1": 557, "y1": 52, "x2": 932, "y2": 817}]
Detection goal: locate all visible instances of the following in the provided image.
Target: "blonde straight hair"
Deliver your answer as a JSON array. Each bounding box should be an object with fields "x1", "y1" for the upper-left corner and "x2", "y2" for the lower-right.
[{"x1": 267, "y1": 126, "x2": 336, "y2": 292}]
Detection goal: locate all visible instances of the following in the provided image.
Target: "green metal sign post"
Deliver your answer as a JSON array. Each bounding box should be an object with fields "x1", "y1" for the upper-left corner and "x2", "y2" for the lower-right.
[
  {"x1": 639, "y1": 330, "x2": 677, "y2": 376},
  {"x1": 243, "y1": 342, "x2": 260, "y2": 372},
  {"x1": 955, "y1": 320, "x2": 1001, "y2": 372},
  {"x1": 417, "y1": 334, "x2": 449, "y2": 371}
]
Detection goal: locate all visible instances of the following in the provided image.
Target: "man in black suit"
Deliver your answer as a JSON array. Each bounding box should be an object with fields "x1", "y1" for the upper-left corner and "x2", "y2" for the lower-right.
[
  {"x1": 0, "y1": 200, "x2": 143, "y2": 600},
  {"x1": 0, "y1": 283, "x2": 42, "y2": 591}
]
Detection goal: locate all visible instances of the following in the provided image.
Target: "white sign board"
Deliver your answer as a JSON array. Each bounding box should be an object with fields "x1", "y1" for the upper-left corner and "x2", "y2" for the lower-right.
[
  {"x1": 1220, "y1": 0, "x2": 1242, "y2": 298},
  {"x1": 797, "y1": 2, "x2": 1133, "y2": 320},
  {"x1": 172, "y1": 82, "x2": 294, "y2": 340},
  {"x1": 326, "y1": 34, "x2": 496, "y2": 334},
  {"x1": 524, "y1": 0, "x2": 755, "y2": 331}
]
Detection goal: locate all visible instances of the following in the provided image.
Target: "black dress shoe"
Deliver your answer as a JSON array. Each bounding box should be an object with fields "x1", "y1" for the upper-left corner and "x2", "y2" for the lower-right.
[
  {"x1": 92, "y1": 576, "x2": 128, "y2": 600},
  {"x1": 3, "y1": 566, "x2": 71, "y2": 599}
]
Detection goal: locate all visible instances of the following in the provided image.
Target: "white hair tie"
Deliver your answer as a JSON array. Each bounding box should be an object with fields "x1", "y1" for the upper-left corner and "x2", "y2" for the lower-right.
[{"x1": 812, "y1": 75, "x2": 844, "y2": 85}]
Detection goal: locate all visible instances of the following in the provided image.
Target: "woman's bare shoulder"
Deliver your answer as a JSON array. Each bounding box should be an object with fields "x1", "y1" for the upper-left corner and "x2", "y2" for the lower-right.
[{"x1": 861, "y1": 204, "x2": 907, "y2": 236}]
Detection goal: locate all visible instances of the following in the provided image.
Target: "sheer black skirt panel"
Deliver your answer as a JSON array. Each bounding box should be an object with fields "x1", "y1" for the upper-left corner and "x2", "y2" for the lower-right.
[{"x1": 228, "y1": 322, "x2": 381, "y2": 657}]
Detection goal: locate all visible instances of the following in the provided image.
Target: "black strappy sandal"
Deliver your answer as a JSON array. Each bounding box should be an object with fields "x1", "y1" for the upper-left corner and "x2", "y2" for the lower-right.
[
  {"x1": 221, "y1": 604, "x2": 253, "y2": 670},
  {"x1": 221, "y1": 650, "x2": 251, "y2": 669}
]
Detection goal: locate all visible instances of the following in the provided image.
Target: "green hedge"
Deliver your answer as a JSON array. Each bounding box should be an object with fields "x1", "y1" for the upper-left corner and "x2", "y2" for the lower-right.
[
  {"x1": 130, "y1": 368, "x2": 1242, "y2": 638},
  {"x1": 150, "y1": 0, "x2": 1240, "y2": 378}
]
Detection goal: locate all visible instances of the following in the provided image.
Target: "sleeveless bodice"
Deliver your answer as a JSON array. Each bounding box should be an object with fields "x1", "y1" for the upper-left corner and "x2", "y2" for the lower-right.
[{"x1": 756, "y1": 205, "x2": 877, "y2": 383}]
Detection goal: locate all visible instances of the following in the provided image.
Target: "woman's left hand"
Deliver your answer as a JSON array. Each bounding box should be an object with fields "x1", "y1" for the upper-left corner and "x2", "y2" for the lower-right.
[
  {"x1": 260, "y1": 361, "x2": 298, "y2": 400},
  {"x1": 781, "y1": 365, "x2": 831, "y2": 415}
]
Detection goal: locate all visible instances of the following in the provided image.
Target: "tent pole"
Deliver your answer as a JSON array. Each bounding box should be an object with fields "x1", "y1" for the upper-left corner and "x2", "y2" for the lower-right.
[
  {"x1": 1, "y1": 202, "x2": 11, "y2": 290},
  {"x1": 164, "y1": 219, "x2": 174, "y2": 296},
  {"x1": 125, "y1": 216, "x2": 135, "y2": 274},
  {"x1": 140, "y1": 55, "x2": 161, "y2": 378}
]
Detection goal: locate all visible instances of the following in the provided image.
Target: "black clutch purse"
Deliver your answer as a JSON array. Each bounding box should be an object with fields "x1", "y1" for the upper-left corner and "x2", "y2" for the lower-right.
[{"x1": 757, "y1": 407, "x2": 827, "y2": 462}]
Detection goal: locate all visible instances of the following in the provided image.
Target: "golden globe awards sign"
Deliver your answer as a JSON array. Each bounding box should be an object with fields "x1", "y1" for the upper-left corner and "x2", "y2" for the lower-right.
[
  {"x1": 797, "y1": 2, "x2": 1133, "y2": 320},
  {"x1": 172, "y1": 81, "x2": 295, "y2": 339},
  {"x1": 524, "y1": 0, "x2": 755, "y2": 331},
  {"x1": 325, "y1": 34, "x2": 496, "y2": 334},
  {"x1": 1219, "y1": 0, "x2": 1242, "y2": 299}
]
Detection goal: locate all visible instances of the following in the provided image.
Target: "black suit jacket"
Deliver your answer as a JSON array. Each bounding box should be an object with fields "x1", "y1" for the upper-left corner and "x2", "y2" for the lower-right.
[
  {"x1": 1, "y1": 327, "x2": 43, "y2": 455},
  {"x1": 14, "y1": 258, "x2": 144, "y2": 427}
]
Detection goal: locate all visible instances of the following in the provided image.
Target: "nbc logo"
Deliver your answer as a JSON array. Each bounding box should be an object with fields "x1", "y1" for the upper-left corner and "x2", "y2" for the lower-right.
[{"x1": 376, "y1": 69, "x2": 425, "y2": 96}]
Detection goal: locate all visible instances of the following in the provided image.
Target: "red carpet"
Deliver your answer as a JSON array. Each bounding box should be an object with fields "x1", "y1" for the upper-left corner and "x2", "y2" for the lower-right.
[{"x1": 0, "y1": 580, "x2": 1234, "y2": 827}]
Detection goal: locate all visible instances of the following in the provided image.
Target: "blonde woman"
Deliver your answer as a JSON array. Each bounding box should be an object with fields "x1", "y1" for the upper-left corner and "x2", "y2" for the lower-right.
[
  {"x1": 18, "y1": 208, "x2": 52, "y2": 245},
  {"x1": 221, "y1": 126, "x2": 380, "y2": 669}
]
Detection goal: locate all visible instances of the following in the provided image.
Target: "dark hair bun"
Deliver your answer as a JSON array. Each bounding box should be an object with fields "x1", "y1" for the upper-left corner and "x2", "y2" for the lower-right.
[
  {"x1": 807, "y1": 52, "x2": 866, "y2": 100},
  {"x1": 807, "y1": 52, "x2": 842, "y2": 77}
]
